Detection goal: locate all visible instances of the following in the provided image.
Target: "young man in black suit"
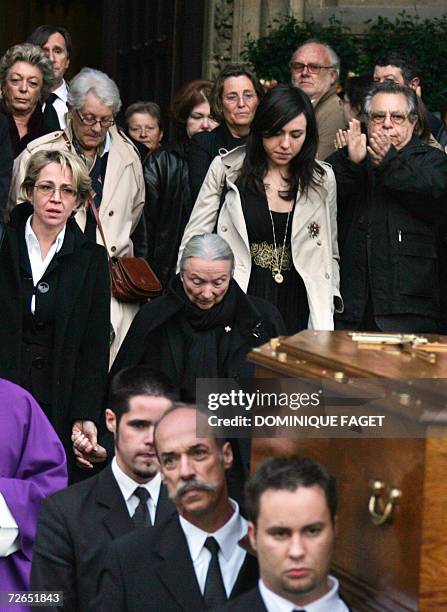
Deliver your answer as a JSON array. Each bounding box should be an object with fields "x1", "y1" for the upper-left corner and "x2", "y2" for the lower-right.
[
  {"x1": 216, "y1": 456, "x2": 349, "y2": 612},
  {"x1": 30, "y1": 366, "x2": 177, "y2": 611},
  {"x1": 93, "y1": 406, "x2": 258, "y2": 611}
]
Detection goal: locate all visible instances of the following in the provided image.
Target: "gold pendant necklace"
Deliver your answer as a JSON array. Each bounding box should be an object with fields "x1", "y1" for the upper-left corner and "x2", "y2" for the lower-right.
[{"x1": 268, "y1": 206, "x2": 292, "y2": 285}]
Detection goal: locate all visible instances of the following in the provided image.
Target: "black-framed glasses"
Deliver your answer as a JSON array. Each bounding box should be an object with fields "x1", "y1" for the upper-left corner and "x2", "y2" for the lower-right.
[
  {"x1": 34, "y1": 183, "x2": 77, "y2": 201},
  {"x1": 368, "y1": 112, "x2": 409, "y2": 125},
  {"x1": 289, "y1": 62, "x2": 334, "y2": 75},
  {"x1": 76, "y1": 109, "x2": 115, "y2": 128}
]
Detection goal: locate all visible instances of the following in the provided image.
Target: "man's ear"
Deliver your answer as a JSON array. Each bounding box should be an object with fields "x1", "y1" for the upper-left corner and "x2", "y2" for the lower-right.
[
  {"x1": 222, "y1": 441, "x2": 233, "y2": 471},
  {"x1": 105, "y1": 408, "x2": 117, "y2": 434},
  {"x1": 248, "y1": 521, "x2": 257, "y2": 552},
  {"x1": 408, "y1": 77, "x2": 420, "y2": 92}
]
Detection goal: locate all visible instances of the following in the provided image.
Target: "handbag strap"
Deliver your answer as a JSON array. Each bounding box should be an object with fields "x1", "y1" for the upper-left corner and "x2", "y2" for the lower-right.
[{"x1": 87, "y1": 194, "x2": 111, "y2": 258}]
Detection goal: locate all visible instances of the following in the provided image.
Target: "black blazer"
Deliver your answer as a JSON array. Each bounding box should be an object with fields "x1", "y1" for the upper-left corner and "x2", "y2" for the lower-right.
[
  {"x1": 212, "y1": 586, "x2": 267, "y2": 611},
  {"x1": 93, "y1": 513, "x2": 259, "y2": 612},
  {"x1": 0, "y1": 203, "x2": 110, "y2": 459},
  {"x1": 31, "y1": 466, "x2": 176, "y2": 611}
]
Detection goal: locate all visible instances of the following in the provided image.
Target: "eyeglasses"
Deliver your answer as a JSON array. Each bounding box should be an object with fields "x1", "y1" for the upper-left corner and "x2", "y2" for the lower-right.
[
  {"x1": 289, "y1": 62, "x2": 334, "y2": 75},
  {"x1": 368, "y1": 111, "x2": 409, "y2": 125},
  {"x1": 223, "y1": 92, "x2": 257, "y2": 105},
  {"x1": 34, "y1": 183, "x2": 77, "y2": 200},
  {"x1": 76, "y1": 110, "x2": 115, "y2": 128}
]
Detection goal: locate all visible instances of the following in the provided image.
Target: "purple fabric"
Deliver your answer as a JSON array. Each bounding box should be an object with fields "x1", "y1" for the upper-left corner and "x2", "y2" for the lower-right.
[{"x1": 0, "y1": 379, "x2": 67, "y2": 611}]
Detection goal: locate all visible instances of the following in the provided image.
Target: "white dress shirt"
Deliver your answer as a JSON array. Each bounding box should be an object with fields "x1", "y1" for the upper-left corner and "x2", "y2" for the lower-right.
[
  {"x1": 111, "y1": 457, "x2": 161, "y2": 524},
  {"x1": 24, "y1": 215, "x2": 66, "y2": 314},
  {"x1": 179, "y1": 499, "x2": 247, "y2": 597},
  {"x1": 0, "y1": 493, "x2": 19, "y2": 557},
  {"x1": 259, "y1": 575, "x2": 349, "y2": 612},
  {"x1": 42, "y1": 80, "x2": 69, "y2": 129}
]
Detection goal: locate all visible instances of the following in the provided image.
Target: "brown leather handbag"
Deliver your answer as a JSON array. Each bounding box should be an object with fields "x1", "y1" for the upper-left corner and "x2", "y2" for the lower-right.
[{"x1": 88, "y1": 196, "x2": 162, "y2": 302}]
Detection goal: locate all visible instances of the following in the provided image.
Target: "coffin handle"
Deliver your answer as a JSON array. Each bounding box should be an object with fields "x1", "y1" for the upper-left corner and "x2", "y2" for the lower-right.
[{"x1": 368, "y1": 480, "x2": 402, "y2": 526}]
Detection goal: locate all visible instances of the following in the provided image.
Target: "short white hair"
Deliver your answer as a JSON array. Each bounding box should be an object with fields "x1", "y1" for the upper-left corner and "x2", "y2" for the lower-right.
[
  {"x1": 180, "y1": 234, "x2": 235, "y2": 275},
  {"x1": 291, "y1": 39, "x2": 340, "y2": 78},
  {"x1": 68, "y1": 67, "x2": 122, "y2": 114}
]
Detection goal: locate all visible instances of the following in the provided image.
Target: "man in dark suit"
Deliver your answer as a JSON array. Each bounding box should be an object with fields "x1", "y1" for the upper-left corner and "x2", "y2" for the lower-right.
[
  {"x1": 30, "y1": 366, "x2": 178, "y2": 611},
  {"x1": 94, "y1": 406, "x2": 258, "y2": 611},
  {"x1": 216, "y1": 456, "x2": 349, "y2": 612}
]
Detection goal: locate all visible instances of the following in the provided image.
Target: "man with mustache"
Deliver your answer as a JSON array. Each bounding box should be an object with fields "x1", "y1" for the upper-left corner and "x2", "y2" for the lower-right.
[
  {"x1": 94, "y1": 406, "x2": 258, "y2": 611},
  {"x1": 30, "y1": 366, "x2": 177, "y2": 611},
  {"x1": 216, "y1": 456, "x2": 349, "y2": 611}
]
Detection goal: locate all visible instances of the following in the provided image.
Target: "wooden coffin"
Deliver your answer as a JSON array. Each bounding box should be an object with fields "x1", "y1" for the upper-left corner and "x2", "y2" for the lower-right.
[{"x1": 248, "y1": 330, "x2": 447, "y2": 612}]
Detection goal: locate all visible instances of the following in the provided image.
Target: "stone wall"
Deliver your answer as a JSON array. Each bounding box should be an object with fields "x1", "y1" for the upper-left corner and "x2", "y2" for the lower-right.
[{"x1": 202, "y1": 0, "x2": 447, "y2": 77}]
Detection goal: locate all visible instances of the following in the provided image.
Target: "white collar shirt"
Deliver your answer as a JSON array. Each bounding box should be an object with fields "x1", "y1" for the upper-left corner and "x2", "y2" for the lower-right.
[
  {"x1": 259, "y1": 576, "x2": 349, "y2": 612},
  {"x1": 179, "y1": 499, "x2": 247, "y2": 597},
  {"x1": 0, "y1": 493, "x2": 19, "y2": 557},
  {"x1": 111, "y1": 457, "x2": 161, "y2": 524},
  {"x1": 24, "y1": 215, "x2": 66, "y2": 314},
  {"x1": 43, "y1": 80, "x2": 69, "y2": 129}
]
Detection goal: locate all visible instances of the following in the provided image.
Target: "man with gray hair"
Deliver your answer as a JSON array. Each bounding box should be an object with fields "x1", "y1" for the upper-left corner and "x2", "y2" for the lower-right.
[
  {"x1": 328, "y1": 82, "x2": 447, "y2": 332},
  {"x1": 290, "y1": 39, "x2": 345, "y2": 159},
  {"x1": 9, "y1": 67, "x2": 145, "y2": 366},
  {"x1": 111, "y1": 233, "x2": 285, "y2": 401}
]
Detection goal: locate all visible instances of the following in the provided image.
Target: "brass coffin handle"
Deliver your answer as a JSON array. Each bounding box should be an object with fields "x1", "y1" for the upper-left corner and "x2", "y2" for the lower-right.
[{"x1": 368, "y1": 480, "x2": 402, "y2": 526}]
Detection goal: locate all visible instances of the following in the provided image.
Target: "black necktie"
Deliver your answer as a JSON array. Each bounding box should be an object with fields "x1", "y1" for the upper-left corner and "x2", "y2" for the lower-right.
[
  {"x1": 203, "y1": 536, "x2": 227, "y2": 609},
  {"x1": 43, "y1": 92, "x2": 61, "y2": 132},
  {"x1": 132, "y1": 487, "x2": 151, "y2": 528}
]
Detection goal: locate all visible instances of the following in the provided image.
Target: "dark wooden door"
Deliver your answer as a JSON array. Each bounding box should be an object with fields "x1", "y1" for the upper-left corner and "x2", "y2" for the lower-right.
[{"x1": 101, "y1": 0, "x2": 205, "y2": 135}]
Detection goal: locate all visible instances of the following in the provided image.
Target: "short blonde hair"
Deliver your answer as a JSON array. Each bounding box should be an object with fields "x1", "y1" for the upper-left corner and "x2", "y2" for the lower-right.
[
  {"x1": 20, "y1": 150, "x2": 91, "y2": 207},
  {"x1": 0, "y1": 43, "x2": 56, "y2": 101}
]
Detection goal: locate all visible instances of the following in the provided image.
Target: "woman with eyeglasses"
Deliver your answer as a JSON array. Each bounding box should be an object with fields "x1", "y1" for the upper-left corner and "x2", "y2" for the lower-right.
[
  {"x1": 9, "y1": 67, "x2": 146, "y2": 367},
  {"x1": 124, "y1": 101, "x2": 163, "y2": 159},
  {"x1": 142, "y1": 79, "x2": 218, "y2": 286},
  {"x1": 0, "y1": 43, "x2": 57, "y2": 158},
  {"x1": 180, "y1": 84, "x2": 342, "y2": 334},
  {"x1": 188, "y1": 64, "x2": 264, "y2": 203},
  {"x1": 0, "y1": 149, "x2": 110, "y2": 479}
]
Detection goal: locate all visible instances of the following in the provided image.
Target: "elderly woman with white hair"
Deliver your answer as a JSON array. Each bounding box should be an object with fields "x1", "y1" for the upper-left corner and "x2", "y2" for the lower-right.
[
  {"x1": 111, "y1": 233, "x2": 285, "y2": 401},
  {"x1": 9, "y1": 66, "x2": 145, "y2": 367}
]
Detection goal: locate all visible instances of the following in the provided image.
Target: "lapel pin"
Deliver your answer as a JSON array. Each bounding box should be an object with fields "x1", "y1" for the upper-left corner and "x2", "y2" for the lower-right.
[
  {"x1": 308, "y1": 222, "x2": 320, "y2": 239},
  {"x1": 225, "y1": 325, "x2": 232, "y2": 333}
]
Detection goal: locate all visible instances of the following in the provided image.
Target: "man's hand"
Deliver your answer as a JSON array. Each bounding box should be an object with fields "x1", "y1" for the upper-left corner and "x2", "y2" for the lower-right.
[
  {"x1": 342, "y1": 119, "x2": 367, "y2": 164},
  {"x1": 367, "y1": 132, "x2": 391, "y2": 167},
  {"x1": 71, "y1": 421, "x2": 107, "y2": 469}
]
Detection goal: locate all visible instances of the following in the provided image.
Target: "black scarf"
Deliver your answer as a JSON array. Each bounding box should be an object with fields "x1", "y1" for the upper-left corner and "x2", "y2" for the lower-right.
[{"x1": 167, "y1": 275, "x2": 238, "y2": 399}]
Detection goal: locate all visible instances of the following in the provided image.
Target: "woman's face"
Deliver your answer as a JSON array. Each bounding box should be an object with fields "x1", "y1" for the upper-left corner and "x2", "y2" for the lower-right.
[
  {"x1": 30, "y1": 163, "x2": 79, "y2": 234},
  {"x1": 181, "y1": 257, "x2": 232, "y2": 310},
  {"x1": 186, "y1": 100, "x2": 218, "y2": 139},
  {"x1": 127, "y1": 112, "x2": 163, "y2": 151},
  {"x1": 5, "y1": 61, "x2": 43, "y2": 115},
  {"x1": 221, "y1": 75, "x2": 259, "y2": 133},
  {"x1": 262, "y1": 113, "x2": 307, "y2": 169}
]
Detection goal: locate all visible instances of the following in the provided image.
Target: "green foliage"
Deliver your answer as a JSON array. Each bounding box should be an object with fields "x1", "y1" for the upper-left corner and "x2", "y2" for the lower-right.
[{"x1": 243, "y1": 12, "x2": 447, "y2": 109}]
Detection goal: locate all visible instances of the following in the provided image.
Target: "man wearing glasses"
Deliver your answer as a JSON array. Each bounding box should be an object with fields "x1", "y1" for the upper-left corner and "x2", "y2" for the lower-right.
[
  {"x1": 9, "y1": 67, "x2": 145, "y2": 368},
  {"x1": 328, "y1": 82, "x2": 447, "y2": 333},
  {"x1": 290, "y1": 39, "x2": 346, "y2": 160}
]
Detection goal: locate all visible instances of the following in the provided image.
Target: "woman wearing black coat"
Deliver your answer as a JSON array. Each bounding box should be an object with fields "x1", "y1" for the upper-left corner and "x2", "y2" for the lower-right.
[
  {"x1": 188, "y1": 64, "x2": 264, "y2": 203},
  {"x1": 142, "y1": 79, "x2": 217, "y2": 287},
  {"x1": 0, "y1": 149, "x2": 110, "y2": 477},
  {"x1": 111, "y1": 233, "x2": 285, "y2": 401}
]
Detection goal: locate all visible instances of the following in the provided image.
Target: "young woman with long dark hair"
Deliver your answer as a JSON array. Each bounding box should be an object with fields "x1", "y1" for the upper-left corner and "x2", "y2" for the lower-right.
[{"x1": 179, "y1": 84, "x2": 342, "y2": 333}]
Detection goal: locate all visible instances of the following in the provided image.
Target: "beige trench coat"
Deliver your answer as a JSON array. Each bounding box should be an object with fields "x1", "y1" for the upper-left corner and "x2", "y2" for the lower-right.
[
  {"x1": 178, "y1": 146, "x2": 342, "y2": 330},
  {"x1": 8, "y1": 124, "x2": 145, "y2": 365}
]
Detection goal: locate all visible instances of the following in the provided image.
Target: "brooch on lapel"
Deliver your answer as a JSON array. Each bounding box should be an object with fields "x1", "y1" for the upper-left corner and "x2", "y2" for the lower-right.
[
  {"x1": 307, "y1": 222, "x2": 320, "y2": 239},
  {"x1": 225, "y1": 325, "x2": 232, "y2": 333}
]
